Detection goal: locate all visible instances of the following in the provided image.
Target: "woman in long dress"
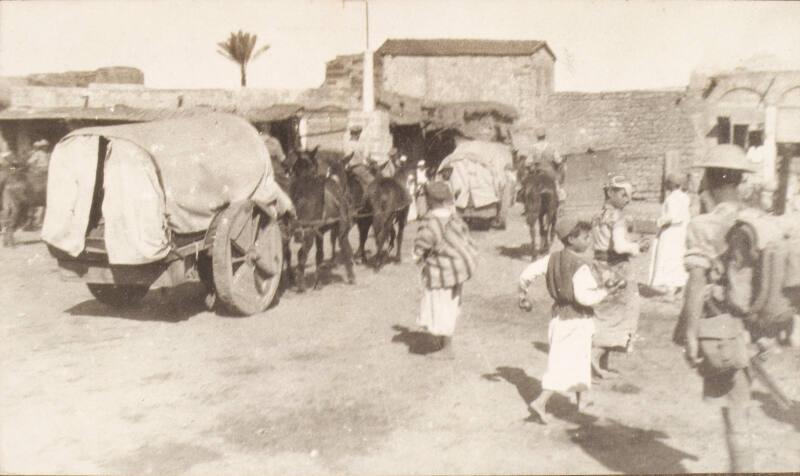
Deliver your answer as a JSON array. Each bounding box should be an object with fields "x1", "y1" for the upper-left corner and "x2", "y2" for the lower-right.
[{"x1": 648, "y1": 173, "x2": 691, "y2": 298}]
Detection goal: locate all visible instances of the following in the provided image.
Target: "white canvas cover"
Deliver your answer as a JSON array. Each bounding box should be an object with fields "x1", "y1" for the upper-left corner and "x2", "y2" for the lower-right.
[
  {"x1": 101, "y1": 140, "x2": 170, "y2": 264},
  {"x1": 43, "y1": 113, "x2": 283, "y2": 264},
  {"x1": 41, "y1": 135, "x2": 101, "y2": 257},
  {"x1": 437, "y1": 140, "x2": 512, "y2": 209}
]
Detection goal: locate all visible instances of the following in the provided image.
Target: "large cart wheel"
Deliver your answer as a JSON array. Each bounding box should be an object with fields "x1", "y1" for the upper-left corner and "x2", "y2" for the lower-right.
[
  {"x1": 211, "y1": 201, "x2": 282, "y2": 315},
  {"x1": 87, "y1": 283, "x2": 149, "y2": 307}
]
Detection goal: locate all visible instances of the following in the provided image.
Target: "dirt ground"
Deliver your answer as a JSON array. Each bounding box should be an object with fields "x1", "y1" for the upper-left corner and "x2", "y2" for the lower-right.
[{"x1": 2, "y1": 205, "x2": 799, "y2": 475}]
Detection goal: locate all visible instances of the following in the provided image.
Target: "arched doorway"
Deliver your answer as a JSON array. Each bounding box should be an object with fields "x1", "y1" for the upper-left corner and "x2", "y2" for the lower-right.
[{"x1": 776, "y1": 86, "x2": 800, "y2": 214}]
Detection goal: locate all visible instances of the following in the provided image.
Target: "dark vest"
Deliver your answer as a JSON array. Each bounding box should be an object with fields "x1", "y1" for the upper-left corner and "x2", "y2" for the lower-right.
[{"x1": 545, "y1": 249, "x2": 595, "y2": 319}]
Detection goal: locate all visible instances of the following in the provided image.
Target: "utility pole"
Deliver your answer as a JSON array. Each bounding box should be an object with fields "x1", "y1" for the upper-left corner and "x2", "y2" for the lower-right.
[{"x1": 343, "y1": 0, "x2": 374, "y2": 112}]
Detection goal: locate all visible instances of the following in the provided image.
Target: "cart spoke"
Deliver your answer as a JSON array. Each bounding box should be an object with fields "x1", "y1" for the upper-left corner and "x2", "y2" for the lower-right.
[
  {"x1": 230, "y1": 238, "x2": 248, "y2": 255},
  {"x1": 230, "y1": 207, "x2": 254, "y2": 248},
  {"x1": 231, "y1": 209, "x2": 262, "y2": 253}
]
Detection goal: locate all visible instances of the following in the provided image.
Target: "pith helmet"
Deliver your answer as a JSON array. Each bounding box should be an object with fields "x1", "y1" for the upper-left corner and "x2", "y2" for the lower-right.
[{"x1": 693, "y1": 144, "x2": 756, "y2": 172}]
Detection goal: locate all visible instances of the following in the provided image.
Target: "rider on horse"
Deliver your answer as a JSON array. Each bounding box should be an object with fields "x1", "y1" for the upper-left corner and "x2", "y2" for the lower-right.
[{"x1": 523, "y1": 127, "x2": 567, "y2": 203}]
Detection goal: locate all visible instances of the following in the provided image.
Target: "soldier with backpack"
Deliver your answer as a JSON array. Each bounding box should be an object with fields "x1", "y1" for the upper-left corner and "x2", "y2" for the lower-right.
[{"x1": 673, "y1": 144, "x2": 758, "y2": 472}]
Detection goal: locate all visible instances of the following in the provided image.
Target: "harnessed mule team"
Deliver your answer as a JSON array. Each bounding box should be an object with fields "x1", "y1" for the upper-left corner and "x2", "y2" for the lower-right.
[
  {"x1": 280, "y1": 146, "x2": 411, "y2": 292},
  {"x1": 4, "y1": 114, "x2": 562, "y2": 317}
]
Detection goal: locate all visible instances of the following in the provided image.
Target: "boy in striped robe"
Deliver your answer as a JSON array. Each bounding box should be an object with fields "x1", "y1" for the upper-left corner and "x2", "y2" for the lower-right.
[{"x1": 413, "y1": 181, "x2": 478, "y2": 359}]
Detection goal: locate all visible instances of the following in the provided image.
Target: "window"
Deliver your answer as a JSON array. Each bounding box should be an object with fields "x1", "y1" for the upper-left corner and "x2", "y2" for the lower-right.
[
  {"x1": 717, "y1": 117, "x2": 731, "y2": 144},
  {"x1": 733, "y1": 124, "x2": 749, "y2": 148}
]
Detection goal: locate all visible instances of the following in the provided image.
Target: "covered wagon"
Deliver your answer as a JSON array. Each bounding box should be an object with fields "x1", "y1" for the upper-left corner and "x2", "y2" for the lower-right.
[
  {"x1": 42, "y1": 113, "x2": 289, "y2": 315},
  {"x1": 436, "y1": 139, "x2": 514, "y2": 225}
]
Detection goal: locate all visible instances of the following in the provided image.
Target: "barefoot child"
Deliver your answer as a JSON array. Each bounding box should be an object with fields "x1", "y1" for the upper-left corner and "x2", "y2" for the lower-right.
[
  {"x1": 414, "y1": 181, "x2": 478, "y2": 359},
  {"x1": 518, "y1": 214, "x2": 622, "y2": 423}
]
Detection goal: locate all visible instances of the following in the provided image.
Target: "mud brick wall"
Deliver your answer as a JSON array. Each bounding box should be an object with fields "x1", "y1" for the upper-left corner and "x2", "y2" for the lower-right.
[
  {"x1": 380, "y1": 48, "x2": 553, "y2": 128},
  {"x1": 544, "y1": 90, "x2": 705, "y2": 201},
  {"x1": 302, "y1": 110, "x2": 349, "y2": 152}
]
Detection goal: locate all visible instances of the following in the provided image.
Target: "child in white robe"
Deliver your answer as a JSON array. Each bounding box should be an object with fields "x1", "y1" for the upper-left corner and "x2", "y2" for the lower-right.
[{"x1": 519, "y1": 215, "x2": 622, "y2": 423}]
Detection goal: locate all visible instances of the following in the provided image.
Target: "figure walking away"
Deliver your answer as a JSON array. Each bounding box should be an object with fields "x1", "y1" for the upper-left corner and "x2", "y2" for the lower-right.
[
  {"x1": 518, "y1": 214, "x2": 624, "y2": 423},
  {"x1": 525, "y1": 127, "x2": 566, "y2": 203},
  {"x1": 673, "y1": 144, "x2": 757, "y2": 472},
  {"x1": 648, "y1": 172, "x2": 691, "y2": 300},
  {"x1": 591, "y1": 175, "x2": 648, "y2": 378},
  {"x1": 414, "y1": 181, "x2": 478, "y2": 360}
]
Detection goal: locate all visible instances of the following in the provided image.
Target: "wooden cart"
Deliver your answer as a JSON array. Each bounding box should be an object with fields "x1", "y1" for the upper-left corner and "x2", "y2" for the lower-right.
[{"x1": 42, "y1": 113, "x2": 286, "y2": 315}]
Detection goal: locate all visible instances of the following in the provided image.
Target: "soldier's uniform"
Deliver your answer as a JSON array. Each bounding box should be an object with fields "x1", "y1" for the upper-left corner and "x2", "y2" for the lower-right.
[{"x1": 677, "y1": 144, "x2": 757, "y2": 472}]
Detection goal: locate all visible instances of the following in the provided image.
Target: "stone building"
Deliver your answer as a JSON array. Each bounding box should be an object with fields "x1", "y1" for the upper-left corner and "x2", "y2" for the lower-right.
[
  {"x1": 697, "y1": 69, "x2": 800, "y2": 212},
  {"x1": 324, "y1": 39, "x2": 554, "y2": 132},
  {"x1": 377, "y1": 39, "x2": 554, "y2": 126}
]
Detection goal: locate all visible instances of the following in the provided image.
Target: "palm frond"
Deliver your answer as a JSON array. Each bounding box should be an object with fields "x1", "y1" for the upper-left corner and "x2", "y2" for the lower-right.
[{"x1": 217, "y1": 29, "x2": 271, "y2": 86}]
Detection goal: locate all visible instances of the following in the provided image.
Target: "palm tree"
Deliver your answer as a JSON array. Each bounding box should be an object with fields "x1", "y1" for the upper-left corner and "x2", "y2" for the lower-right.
[{"x1": 217, "y1": 30, "x2": 270, "y2": 87}]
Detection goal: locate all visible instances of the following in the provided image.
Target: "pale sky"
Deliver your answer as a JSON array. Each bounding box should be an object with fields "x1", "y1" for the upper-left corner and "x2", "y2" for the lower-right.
[{"x1": 1, "y1": 0, "x2": 799, "y2": 92}]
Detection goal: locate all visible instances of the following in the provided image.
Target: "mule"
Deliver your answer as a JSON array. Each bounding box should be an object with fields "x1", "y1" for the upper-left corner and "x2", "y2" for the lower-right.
[
  {"x1": 1, "y1": 164, "x2": 47, "y2": 247},
  {"x1": 326, "y1": 154, "x2": 411, "y2": 270},
  {"x1": 286, "y1": 147, "x2": 355, "y2": 291},
  {"x1": 520, "y1": 166, "x2": 559, "y2": 260}
]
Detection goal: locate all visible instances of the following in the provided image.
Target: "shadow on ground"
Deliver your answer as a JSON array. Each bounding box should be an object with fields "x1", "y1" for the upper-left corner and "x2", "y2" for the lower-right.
[
  {"x1": 482, "y1": 366, "x2": 698, "y2": 473},
  {"x1": 65, "y1": 282, "x2": 208, "y2": 323},
  {"x1": 496, "y1": 244, "x2": 532, "y2": 261},
  {"x1": 391, "y1": 325, "x2": 442, "y2": 355},
  {"x1": 284, "y1": 262, "x2": 346, "y2": 293},
  {"x1": 753, "y1": 391, "x2": 800, "y2": 432},
  {"x1": 566, "y1": 417, "x2": 698, "y2": 474}
]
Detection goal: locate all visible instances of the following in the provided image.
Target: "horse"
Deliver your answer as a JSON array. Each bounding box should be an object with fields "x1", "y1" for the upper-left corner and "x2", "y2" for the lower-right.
[
  {"x1": 286, "y1": 147, "x2": 355, "y2": 292},
  {"x1": 326, "y1": 153, "x2": 411, "y2": 270},
  {"x1": 1, "y1": 164, "x2": 47, "y2": 247},
  {"x1": 520, "y1": 166, "x2": 559, "y2": 260}
]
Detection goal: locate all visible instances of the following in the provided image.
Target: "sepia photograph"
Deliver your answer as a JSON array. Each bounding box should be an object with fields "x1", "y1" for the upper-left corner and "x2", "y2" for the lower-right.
[{"x1": 1, "y1": 0, "x2": 800, "y2": 474}]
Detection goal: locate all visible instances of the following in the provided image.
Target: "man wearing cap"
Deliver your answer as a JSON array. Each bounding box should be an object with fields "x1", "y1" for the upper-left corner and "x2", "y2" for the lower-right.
[
  {"x1": 27, "y1": 139, "x2": 51, "y2": 171},
  {"x1": 526, "y1": 127, "x2": 566, "y2": 203},
  {"x1": 591, "y1": 175, "x2": 646, "y2": 377},
  {"x1": 673, "y1": 144, "x2": 757, "y2": 472},
  {"x1": 648, "y1": 172, "x2": 691, "y2": 298}
]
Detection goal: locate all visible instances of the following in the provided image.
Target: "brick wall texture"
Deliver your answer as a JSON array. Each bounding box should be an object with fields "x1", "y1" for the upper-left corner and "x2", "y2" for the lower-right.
[{"x1": 543, "y1": 90, "x2": 706, "y2": 201}]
